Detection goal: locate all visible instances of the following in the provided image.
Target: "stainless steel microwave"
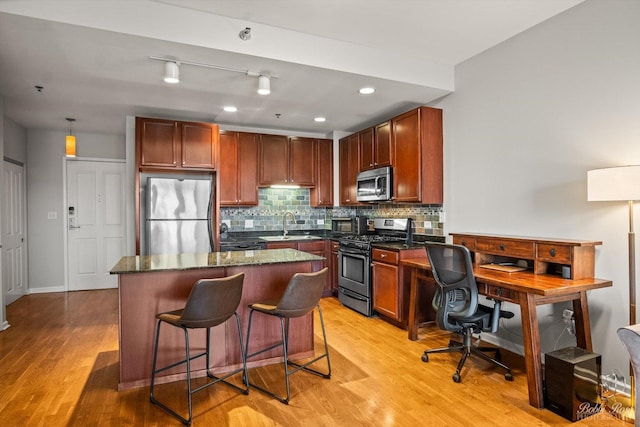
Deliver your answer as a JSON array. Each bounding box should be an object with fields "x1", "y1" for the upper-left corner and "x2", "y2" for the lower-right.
[
  {"x1": 356, "y1": 166, "x2": 393, "y2": 202},
  {"x1": 332, "y1": 216, "x2": 369, "y2": 234}
]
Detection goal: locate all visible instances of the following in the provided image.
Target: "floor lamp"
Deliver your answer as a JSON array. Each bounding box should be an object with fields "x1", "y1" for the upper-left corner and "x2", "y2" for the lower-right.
[{"x1": 588, "y1": 165, "x2": 640, "y2": 423}]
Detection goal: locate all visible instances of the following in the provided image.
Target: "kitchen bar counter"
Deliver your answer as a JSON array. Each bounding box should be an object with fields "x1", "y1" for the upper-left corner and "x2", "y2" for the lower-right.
[
  {"x1": 110, "y1": 249, "x2": 324, "y2": 390},
  {"x1": 111, "y1": 248, "x2": 323, "y2": 273}
]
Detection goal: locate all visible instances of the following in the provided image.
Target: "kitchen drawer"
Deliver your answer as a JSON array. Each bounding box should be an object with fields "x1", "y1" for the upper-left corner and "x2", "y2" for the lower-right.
[
  {"x1": 453, "y1": 236, "x2": 475, "y2": 251},
  {"x1": 536, "y1": 243, "x2": 571, "y2": 263},
  {"x1": 372, "y1": 248, "x2": 399, "y2": 264},
  {"x1": 480, "y1": 283, "x2": 518, "y2": 304},
  {"x1": 475, "y1": 238, "x2": 534, "y2": 259},
  {"x1": 298, "y1": 240, "x2": 326, "y2": 252}
]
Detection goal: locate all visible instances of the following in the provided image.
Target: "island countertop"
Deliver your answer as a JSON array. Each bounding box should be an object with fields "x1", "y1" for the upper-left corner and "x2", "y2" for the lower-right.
[{"x1": 110, "y1": 248, "x2": 324, "y2": 274}]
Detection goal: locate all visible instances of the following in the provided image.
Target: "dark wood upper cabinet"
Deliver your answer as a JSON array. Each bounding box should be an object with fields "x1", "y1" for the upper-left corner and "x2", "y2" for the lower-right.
[
  {"x1": 180, "y1": 121, "x2": 218, "y2": 169},
  {"x1": 136, "y1": 117, "x2": 217, "y2": 171},
  {"x1": 259, "y1": 134, "x2": 289, "y2": 185},
  {"x1": 310, "y1": 138, "x2": 333, "y2": 206},
  {"x1": 219, "y1": 131, "x2": 258, "y2": 206},
  {"x1": 391, "y1": 107, "x2": 442, "y2": 203},
  {"x1": 374, "y1": 121, "x2": 392, "y2": 167},
  {"x1": 339, "y1": 133, "x2": 360, "y2": 205},
  {"x1": 137, "y1": 118, "x2": 178, "y2": 168},
  {"x1": 259, "y1": 135, "x2": 315, "y2": 186},
  {"x1": 360, "y1": 122, "x2": 391, "y2": 171},
  {"x1": 289, "y1": 137, "x2": 316, "y2": 186}
]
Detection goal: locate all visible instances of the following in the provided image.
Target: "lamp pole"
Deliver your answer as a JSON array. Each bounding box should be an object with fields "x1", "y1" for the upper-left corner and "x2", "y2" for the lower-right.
[{"x1": 629, "y1": 200, "x2": 636, "y2": 327}]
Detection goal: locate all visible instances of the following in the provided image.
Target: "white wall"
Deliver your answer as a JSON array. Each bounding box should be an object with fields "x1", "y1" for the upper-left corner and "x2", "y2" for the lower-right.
[
  {"x1": 26, "y1": 129, "x2": 125, "y2": 292},
  {"x1": 434, "y1": 0, "x2": 640, "y2": 376},
  {"x1": 4, "y1": 117, "x2": 27, "y2": 164}
]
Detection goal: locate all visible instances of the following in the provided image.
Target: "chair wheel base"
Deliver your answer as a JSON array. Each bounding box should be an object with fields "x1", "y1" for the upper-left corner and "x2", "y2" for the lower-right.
[
  {"x1": 505, "y1": 372, "x2": 514, "y2": 381},
  {"x1": 452, "y1": 373, "x2": 461, "y2": 383},
  {"x1": 421, "y1": 354, "x2": 429, "y2": 362}
]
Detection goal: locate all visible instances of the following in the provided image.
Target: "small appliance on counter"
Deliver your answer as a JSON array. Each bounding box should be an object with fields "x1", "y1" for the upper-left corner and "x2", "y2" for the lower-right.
[{"x1": 331, "y1": 216, "x2": 369, "y2": 235}]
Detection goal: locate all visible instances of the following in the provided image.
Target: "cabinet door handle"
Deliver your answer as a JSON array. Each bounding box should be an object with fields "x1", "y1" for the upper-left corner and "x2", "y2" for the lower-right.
[
  {"x1": 549, "y1": 248, "x2": 556, "y2": 257},
  {"x1": 380, "y1": 254, "x2": 386, "y2": 258},
  {"x1": 500, "y1": 244, "x2": 505, "y2": 251}
]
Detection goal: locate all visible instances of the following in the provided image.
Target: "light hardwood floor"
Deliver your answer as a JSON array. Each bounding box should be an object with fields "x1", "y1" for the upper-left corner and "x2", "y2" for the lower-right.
[{"x1": 0, "y1": 290, "x2": 627, "y2": 426}]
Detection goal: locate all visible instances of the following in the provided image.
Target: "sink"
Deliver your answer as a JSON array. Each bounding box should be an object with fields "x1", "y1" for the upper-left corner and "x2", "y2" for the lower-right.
[{"x1": 259, "y1": 235, "x2": 322, "y2": 241}]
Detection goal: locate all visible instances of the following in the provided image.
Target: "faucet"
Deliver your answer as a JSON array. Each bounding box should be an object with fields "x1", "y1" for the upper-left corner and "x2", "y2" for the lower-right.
[{"x1": 283, "y1": 211, "x2": 296, "y2": 238}]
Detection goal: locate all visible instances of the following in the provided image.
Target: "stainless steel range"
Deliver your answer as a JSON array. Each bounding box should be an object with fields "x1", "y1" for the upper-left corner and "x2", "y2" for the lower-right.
[{"x1": 338, "y1": 218, "x2": 412, "y2": 317}]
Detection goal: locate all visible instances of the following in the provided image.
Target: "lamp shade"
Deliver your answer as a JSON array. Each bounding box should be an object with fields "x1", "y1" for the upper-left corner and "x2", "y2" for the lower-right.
[
  {"x1": 66, "y1": 135, "x2": 76, "y2": 157},
  {"x1": 587, "y1": 166, "x2": 640, "y2": 201},
  {"x1": 257, "y1": 75, "x2": 270, "y2": 95},
  {"x1": 164, "y1": 61, "x2": 179, "y2": 83}
]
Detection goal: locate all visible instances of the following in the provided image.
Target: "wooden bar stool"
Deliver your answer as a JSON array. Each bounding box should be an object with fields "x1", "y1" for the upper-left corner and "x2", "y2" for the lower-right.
[
  {"x1": 244, "y1": 267, "x2": 331, "y2": 404},
  {"x1": 150, "y1": 273, "x2": 248, "y2": 425}
]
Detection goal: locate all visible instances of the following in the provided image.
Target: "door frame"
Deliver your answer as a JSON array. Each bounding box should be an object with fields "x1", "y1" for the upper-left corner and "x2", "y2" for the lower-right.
[
  {"x1": 2, "y1": 158, "x2": 28, "y2": 305},
  {"x1": 63, "y1": 156, "x2": 126, "y2": 291}
]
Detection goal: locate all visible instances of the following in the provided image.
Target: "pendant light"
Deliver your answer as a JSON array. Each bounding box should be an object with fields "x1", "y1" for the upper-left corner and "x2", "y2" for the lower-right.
[{"x1": 65, "y1": 118, "x2": 76, "y2": 157}]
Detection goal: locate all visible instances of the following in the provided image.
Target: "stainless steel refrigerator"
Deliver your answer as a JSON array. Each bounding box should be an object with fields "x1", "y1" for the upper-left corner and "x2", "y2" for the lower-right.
[{"x1": 144, "y1": 176, "x2": 213, "y2": 255}]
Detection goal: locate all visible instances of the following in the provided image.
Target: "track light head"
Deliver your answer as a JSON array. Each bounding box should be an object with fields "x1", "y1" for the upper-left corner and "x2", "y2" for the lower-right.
[
  {"x1": 257, "y1": 75, "x2": 270, "y2": 95},
  {"x1": 164, "y1": 61, "x2": 179, "y2": 84}
]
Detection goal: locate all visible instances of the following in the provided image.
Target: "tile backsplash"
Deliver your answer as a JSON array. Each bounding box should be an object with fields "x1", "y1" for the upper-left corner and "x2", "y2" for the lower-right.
[{"x1": 220, "y1": 188, "x2": 444, "y2": 236}]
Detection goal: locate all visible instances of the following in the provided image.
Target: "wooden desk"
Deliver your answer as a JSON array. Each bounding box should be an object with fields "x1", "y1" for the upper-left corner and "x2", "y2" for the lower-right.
[{"x1": 401, "y1": 257, "x2": 612, "y2": 409}]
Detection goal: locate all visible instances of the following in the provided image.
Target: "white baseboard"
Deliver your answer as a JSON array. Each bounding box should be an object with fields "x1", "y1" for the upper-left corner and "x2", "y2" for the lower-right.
[
  {"x1": 1, "y1": 320, "x2": 10, "y2": 331},
  {"x1": 28, "y1": 285, "x2": 66, "y2": 294}
]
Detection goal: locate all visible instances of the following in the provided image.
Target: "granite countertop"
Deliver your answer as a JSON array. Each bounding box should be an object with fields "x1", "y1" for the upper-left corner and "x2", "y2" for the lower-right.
[{"x1": 110, "y1": 248, "x2": 324, "y2": 274}]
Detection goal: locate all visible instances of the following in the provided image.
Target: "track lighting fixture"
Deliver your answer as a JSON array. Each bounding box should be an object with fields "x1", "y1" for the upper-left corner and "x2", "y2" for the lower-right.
[
  {"x1": 164, "y1": 61, "x2": 180, "y2": 83},
  {"x1": 151, "y1": 56, "x2": 276, "y2": 95},
  {"x1": 65, "y1": 118, "x2": 76, "y2": 157}
]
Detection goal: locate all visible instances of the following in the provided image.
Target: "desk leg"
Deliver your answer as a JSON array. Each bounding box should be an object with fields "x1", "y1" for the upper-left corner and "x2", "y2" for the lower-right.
[
  {"x1": 519, "y1": 292, "x2": 544, "y2": 409},
  {"x1": 408, "y1": 268, "x2": 419, "y2": 341},
  {"x1": 572, "y1": 291, "x2": 592, "y2": 351}
]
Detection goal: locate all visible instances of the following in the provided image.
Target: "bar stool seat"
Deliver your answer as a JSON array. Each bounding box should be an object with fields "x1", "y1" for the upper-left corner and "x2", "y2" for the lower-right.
[
  {"x1": 150, "y1": 273, "x2": 248, "y2": 425},
  {"x1": 245, "y1": 267, "x2": 331, "y2": 404}
]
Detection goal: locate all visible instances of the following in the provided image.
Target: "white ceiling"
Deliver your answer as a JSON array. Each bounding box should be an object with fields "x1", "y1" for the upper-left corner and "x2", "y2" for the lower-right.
[{"x1": 0, "y1": 0, "x2": 584, "y2": 136}]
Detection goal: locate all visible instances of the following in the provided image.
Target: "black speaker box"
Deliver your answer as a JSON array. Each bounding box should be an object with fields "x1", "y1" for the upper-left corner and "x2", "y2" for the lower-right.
[{"x1": 544, "y1": 347, "x2": 601, "y2": 421}]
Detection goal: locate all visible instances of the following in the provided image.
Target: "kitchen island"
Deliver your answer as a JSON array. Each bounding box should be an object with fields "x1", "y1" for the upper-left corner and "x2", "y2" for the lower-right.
[{"x1": 110, "y1": 249, "x2": 324, "y2": 390}]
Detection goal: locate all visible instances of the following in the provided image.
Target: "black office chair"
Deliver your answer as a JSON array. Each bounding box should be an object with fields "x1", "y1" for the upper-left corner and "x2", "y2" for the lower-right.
[
  {"x1": 244, "y1": 268, "x2": 331, "y2": 404},
  {"x1": 150, "y1": 273, "x2": 248, "y2": 425},
  {"x1": 421, "y1": 242, "x2": 514, "y2": 383}
]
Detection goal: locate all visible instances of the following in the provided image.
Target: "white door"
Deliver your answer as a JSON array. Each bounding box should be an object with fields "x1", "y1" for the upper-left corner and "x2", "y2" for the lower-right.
[
  {"x1": 67, "y1": 160, "x2": 125, "y2": 291},
  {"x1": 2, "y1": 161, "x2": 27, "y2": 305}
]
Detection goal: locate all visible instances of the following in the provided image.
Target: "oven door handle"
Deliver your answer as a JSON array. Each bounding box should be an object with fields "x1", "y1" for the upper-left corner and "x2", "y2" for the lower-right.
[
  {"x1": 339, "y1": 287, "x2": 368, "y2": 302},
  {"x1": 339, "y1": 247, "x2": 368, "y2": 257}
]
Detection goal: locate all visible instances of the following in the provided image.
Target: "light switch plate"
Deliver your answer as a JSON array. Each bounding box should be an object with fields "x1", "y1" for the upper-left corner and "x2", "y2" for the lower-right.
[
  {"x1": 244, "y1": 219, "x2": 254, "y2": 229},
  {"x1": 47, "y1": 211, "x2": 57, "y2": 220}
]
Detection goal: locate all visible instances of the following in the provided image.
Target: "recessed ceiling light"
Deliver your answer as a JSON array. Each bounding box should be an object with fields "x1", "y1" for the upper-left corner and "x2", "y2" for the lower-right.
[
  {"x1": 314, "y1": 117, "x2": 326, "y2": 122},
  {"x1": 223, "y1": 106, "x2": 237, "y2": 112},
  {"x1": 359, "y1": 87, "x2": 375, "y2": 95}
]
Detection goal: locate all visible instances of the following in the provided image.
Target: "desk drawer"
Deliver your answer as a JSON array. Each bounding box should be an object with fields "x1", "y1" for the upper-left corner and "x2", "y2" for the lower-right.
[
  {"x1": 536, "y1": 243, "x2": 571, "y2": 263},
  {"x1": 475, "y1": 238, "x2": 534, "y2": 258},
  {"x1": 453, "y1": 236, "x2": 475, "y2": 251},
  {"x1": 480, "y1": 283, "x2": 518, "y2": 304}
]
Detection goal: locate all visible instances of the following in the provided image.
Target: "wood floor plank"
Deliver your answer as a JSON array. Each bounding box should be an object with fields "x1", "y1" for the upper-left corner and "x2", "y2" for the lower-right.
[{"x1": 0, "y1": 290, "x2": 627, "y2": 426}]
